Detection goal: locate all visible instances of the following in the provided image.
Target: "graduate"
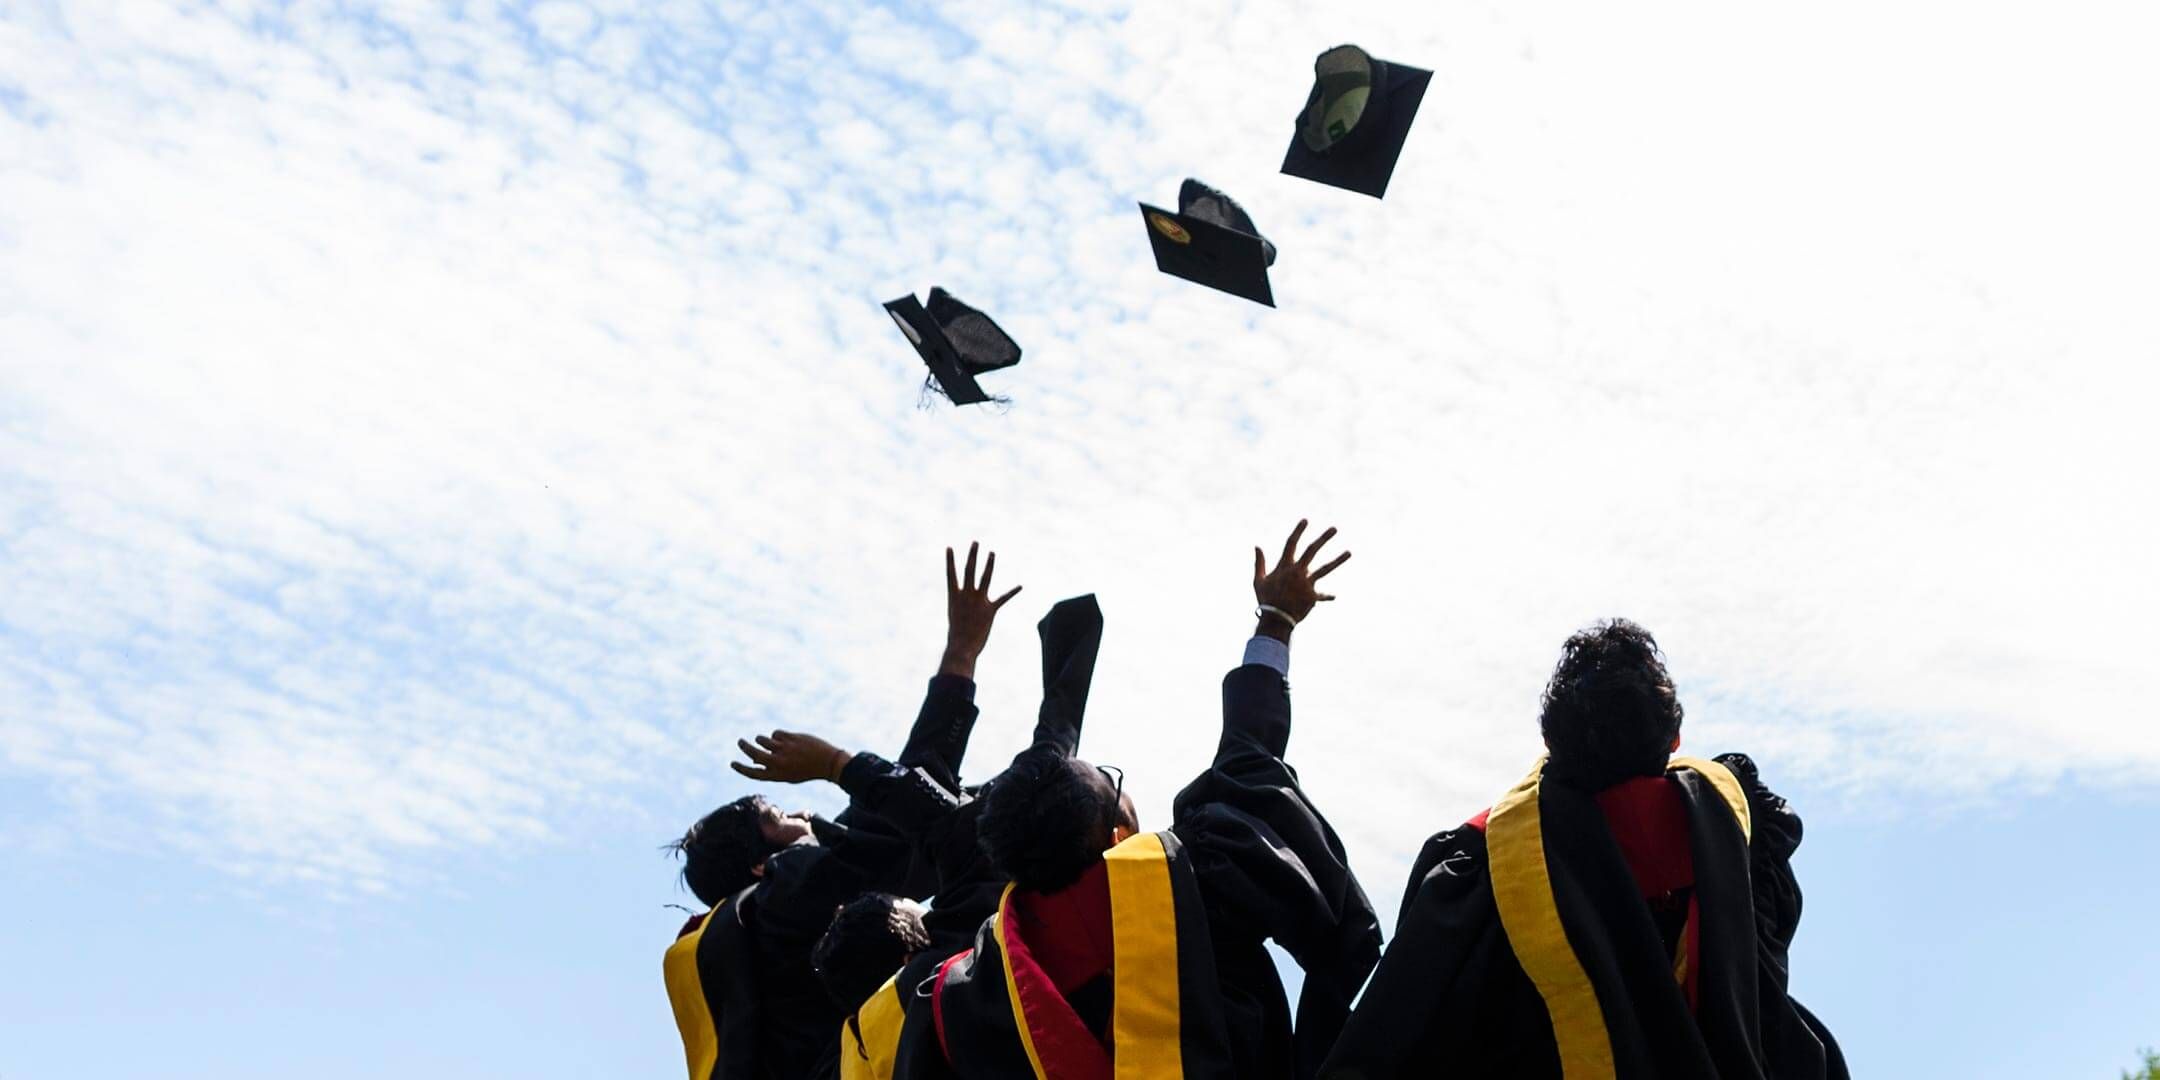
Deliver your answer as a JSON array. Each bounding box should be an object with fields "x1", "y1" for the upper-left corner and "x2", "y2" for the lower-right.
[
  {"x1": 817, "y1": 592, "x2": 1106, "y2": 1080},
  {"x1": 1320, "y1": 620, "x2": 1849, "y2": 1080},
  {"x1": 662, "y1": 543, "x2": 1022, "y2": 1080},
  {"x1": 892, "y1": 521, "x2": 1384, "y2": 1080}
]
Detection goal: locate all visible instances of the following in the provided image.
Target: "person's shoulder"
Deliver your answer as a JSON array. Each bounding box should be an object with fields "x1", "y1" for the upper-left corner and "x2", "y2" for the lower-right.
[
  {"x1": 1410, "y1": 824, "x2": 1492, "y2": 893},
  {"x1": 1704, "y1": 751, "x2": 1803, "y2": 857},
  {"x1": 758, "y1": 840, "x2": 827, "y2": 882},
  {"x1": 736, "y1": 846, "x2": 817, "y2": 918},
  {"x1": 1701, "y1": 752, "x2": 1782, "y2": 808},
  {"x1": 1417, "y1": 822, "x2": 1490, "y2": 865},
  {"x1": 688, "y1": 884, "x2": 760, "y2": 948},
  {"x1": 1391, "y1": 823, "x2": 1496, "y2": 930},
  {"x1": 1706, "y1": 751, "x2": 1766, "y2": 786}
]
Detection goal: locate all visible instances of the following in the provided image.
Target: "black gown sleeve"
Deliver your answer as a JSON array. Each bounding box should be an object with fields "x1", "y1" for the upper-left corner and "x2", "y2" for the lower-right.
[
  {"x1": 1029, "y1": 594, "x2": 1102, "y2": 756},
  {"x1": 1172, "y1": 663, "x2": 1384, "y2": 1077},
  {"x1": 847, "y1": 673, "x2": 986, "y2": 901},
  {"x1": 882, "y1": 674, "x2": 982, "y2": 794},
  {"x1": 870, "y1": 595, "x2": 1102, "y2": 839},
  {"x1": 1714, "y1": 753, "x2": 1805, "y2": 947},
  {"x1": 1714, "y1": 752, "x2": 1850, "y2": 1080},
  {"x1": 838, "y1": 748, "x2": 967, "y2": 838},
  {"x1": 899, "y1": 674, "x2": 981, "y2": 787},
  {"x1": 923, "y1": 596, "x2": 1107, "y2": 946}
]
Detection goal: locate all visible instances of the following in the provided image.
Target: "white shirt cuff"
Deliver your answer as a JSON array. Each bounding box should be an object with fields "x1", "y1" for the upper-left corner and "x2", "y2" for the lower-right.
[{"x1": 1242, "y1": 635, "x2": 1290, "y2": 676}]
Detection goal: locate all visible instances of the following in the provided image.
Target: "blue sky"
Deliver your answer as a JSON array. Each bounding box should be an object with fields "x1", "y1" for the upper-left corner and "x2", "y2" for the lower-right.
[
  {"x1": 8, "y1": 780, "x2": 2159, "y2": 1078},
  {"x1": 3, "y1": 1, "x2": 2158, "y2": 1077}
]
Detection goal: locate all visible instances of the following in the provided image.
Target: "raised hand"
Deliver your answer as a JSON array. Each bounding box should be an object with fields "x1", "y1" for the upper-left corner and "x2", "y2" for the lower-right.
[
  {"x1": 1253, "y1": 519, "x2": 1351, "y2": 635},
  {"x1": 943, "y1": 541, "x2": 1022, "y2": 679},
  {"x1": 731, "y1": 730, "x2": 852, "y2": 784}
]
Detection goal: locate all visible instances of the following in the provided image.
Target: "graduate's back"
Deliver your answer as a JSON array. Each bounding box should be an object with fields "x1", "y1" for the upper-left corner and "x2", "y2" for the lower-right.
[{"x1": 1321, "y1": 621, "x2": 1847, "y2": 1080}]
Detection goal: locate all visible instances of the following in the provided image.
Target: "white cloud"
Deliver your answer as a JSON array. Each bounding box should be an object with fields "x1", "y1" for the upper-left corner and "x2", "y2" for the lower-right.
[
  {"x1": 528, "y1": 1, "x2": 599, "y2": 49},
  {"x1": 1, "y1": 0, "x2": 2156, "y2": 895}
]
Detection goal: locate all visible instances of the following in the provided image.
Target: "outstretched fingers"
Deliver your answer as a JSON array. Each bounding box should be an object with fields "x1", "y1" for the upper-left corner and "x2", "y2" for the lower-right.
[
  {"x1": 963, "y1": 541, "x2": 980, "y2": 592},
  {"x1": 981, "y1": 550, "x2": 996, "y2": 592},
  {"x1": 734, "y1": 737, "x2": 776, "y2": 779},
  {"x1": 1311, "y1": 550, "x2": 1352, "y2": 581},
  {"x1": 946, "y1": 547, "x2": 958, "y2": 593},
  {"x1": 993, "y1": 585, "x2": 1023, "y2": 609},
  {"x1": 1279, "y1": 519, "x2": 1308, "y2": 569},
  {"x1": 1297, "y1": 526, "x2": 1338, "y2": 568}
]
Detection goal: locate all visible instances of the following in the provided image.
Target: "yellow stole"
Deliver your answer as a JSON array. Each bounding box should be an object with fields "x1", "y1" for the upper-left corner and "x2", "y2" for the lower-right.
[
  {"x1": 1485, "y1": 756, "x2": 1750, "y2": 1080},
  {"x1": 840, "y1": 973, "x2": 907, "y2": 1080},
  {"x1": 663, "y1": 903, "x2": 723, "y2": 1080},
  {"x1": 997, "y1": 830, "x2": 1185, "y2": 1080}
]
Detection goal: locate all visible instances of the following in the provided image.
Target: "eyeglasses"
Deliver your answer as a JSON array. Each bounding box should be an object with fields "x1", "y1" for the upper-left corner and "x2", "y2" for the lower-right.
[{"x1": 1096, "y1": 764, "x2": 1125, "y2": 828}]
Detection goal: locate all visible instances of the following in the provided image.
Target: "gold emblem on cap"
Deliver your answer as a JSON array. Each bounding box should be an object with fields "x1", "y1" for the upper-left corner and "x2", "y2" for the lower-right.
[{"x1": 1148, "y1": 211, "x2": 1192, "y2": 245}]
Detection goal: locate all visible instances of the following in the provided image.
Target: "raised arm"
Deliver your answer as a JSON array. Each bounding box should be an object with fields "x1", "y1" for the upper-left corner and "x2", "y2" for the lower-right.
[
  {"x1": 1218, "y1": 519, "x2": 1350, "y2": 765},
  {"x1": 730, "y1": 541, "x2": 1021, "y2": 824},
  {"x1": 727, "y1": 727, "x2": 962, "y2": 832},
  {"x1": 893, "y1": 542, "x2": 1022, "y2": 785},
  {"x1": 1176, "y1": 521, "x2": 1380, "y2": 1073},
  {"x1": 910, "y1": 593, "x2": 1109, "y2": 948},
  {"x1": 1030, "y1": 593, "x2": 1103, "y2": 755}
]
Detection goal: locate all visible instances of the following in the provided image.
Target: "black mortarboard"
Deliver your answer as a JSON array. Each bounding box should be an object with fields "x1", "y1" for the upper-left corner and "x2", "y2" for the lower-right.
[
  {"x1": 883, "y1": 287, "x2": 1021, "y2": 405},
  {"x1": 1279, "y1": 44, "x2": 1432, "y2": 199},
  {"x1": 1138, "y1": 178, "x2": 1278, "y2": 307}
]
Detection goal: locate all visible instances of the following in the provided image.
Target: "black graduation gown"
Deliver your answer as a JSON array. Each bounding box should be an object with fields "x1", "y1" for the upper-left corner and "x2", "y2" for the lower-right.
[
  {"x1": 837, "y1": 596, "x2": 1106, "y2": 1078},
  {"x1": 664, "y1": 673, "x2": 982, "y2": 1080},
  {"x1": 890, "y1": 661, "x2": 1384, "y2": 1080},
  {"x1": 1319, "y1": 753, "x2": 1849, "y2": 1080}
]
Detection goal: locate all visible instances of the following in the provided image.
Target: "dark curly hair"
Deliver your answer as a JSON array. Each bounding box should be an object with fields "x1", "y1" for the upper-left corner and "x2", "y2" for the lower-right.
[
  {"x1": 669, "y1": 795, "x2": 780, "y2": 907},
  {"x1": 1538, "y1": 619, "x2": 1684, "y2": 788},
  {"x1": 977, "y1": 745, "x2": 1117, "y2": 893},
  {"x1": 813, "y1": 892, "x2": 931, "y2": 1013}
]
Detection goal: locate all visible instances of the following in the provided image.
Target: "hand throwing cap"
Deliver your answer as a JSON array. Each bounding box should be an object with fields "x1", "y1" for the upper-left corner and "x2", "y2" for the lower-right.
[
  {"x1": 1138, "y1": 178, "x2": 1278, "y2": 307},
  {"x1": 1279, "y1": 44, "x2": 1432, "y2": 198},
  {"x1": 883, "y1": 287, "x2": 1021, "y2": 405}
]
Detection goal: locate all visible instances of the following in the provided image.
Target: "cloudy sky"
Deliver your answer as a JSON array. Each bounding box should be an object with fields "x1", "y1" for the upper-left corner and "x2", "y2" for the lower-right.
[{"x1": 3, "y1": 1, "x2": 2157, "y2": 1077}]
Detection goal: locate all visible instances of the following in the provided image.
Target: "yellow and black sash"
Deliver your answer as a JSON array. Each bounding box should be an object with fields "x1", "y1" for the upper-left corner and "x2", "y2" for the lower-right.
[
  {"x1": 840, "y1": 973, "x2": 909, "y2": 1080},
  {"x1": 930, "y1": 830, "x2": 1221, "y2": 1080},
  {"x1": 662, "y1": 888, "x2": 761, "y2": 1080},
  {"x1": 1486, "y1": 756, "x2": 1761, "y2": 1080}
]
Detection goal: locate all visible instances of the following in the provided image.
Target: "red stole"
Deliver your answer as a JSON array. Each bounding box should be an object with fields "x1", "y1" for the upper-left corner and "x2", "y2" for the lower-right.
[{"x1": 937, "y1": 862, "x2": 1118, "y2": 1080}]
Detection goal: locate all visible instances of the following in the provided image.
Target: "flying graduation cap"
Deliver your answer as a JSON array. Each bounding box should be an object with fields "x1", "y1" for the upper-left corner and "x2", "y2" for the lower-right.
[
  {"x1": 1138, "y1": 178, "x2": 1279, "y2": 307},
  {"x1": 1280, "y1": 44, "x2": 1432, "y2": 199},
  {"x1": 884, "y1": 287, "x2": 1021, "y2": 405}
]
